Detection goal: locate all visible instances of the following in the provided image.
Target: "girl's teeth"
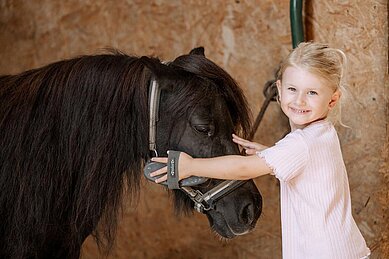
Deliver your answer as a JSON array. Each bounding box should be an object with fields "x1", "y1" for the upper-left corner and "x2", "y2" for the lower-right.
[{"x1": 291, "y1": 108, "x2": 308, "y2": 113}]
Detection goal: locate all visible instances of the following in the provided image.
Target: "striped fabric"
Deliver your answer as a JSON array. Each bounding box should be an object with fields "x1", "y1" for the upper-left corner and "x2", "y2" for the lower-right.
[{"x1": 257, "y1": 120, "x2": 370, "y2": 259}]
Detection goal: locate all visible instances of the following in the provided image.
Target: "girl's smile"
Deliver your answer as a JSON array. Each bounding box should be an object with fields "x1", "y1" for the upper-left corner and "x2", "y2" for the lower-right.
[{"x1": 289, "y1": 107, "x2": 311, "y2": 114}]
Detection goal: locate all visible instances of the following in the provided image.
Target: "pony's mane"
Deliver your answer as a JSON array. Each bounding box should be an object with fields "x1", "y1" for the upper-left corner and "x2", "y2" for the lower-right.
[
  {"x1": 0, "y1": 50, "x2": 252, "y2": 257},
  {"x1": 0, "y1": 53, "x2": 152, "y2": 256}
]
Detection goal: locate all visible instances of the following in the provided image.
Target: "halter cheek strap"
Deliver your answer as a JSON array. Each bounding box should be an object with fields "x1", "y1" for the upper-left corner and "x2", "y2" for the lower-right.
[{"x1": 148, "y1": 78, "x2": 160, "y2": 156}]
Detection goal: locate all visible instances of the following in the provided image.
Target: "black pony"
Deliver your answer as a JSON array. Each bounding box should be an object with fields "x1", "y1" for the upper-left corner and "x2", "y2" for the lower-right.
[{"x1": 0, "y1": 47, "x2": 262, "y2": 258}]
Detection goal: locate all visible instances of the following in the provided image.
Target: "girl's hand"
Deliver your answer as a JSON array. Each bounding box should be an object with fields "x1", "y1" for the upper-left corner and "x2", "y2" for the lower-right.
[
  {"x1": 232, "y1": 134, "x2": 268, "y2": 155},
  {"x1": 149, "y1": 152, "x2": 193, "y2": 184}
]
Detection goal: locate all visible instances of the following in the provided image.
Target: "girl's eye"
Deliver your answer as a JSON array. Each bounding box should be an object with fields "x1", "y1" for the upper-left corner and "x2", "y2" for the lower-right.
[
  {"x1": 308, "y1": 91, "x2": 318, "y2": 95},
  {"x1": 287, "y1": 87, "x2": 296, "y2": 92}
]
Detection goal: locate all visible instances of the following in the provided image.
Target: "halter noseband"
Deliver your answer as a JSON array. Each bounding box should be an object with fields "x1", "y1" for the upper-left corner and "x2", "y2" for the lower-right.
[{"x1": 148, "y1": 78, "x2": 247, "y2": 213}]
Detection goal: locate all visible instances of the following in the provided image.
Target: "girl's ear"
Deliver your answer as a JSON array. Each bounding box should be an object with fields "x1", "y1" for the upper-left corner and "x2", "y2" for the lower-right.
[{"x1": 329, "y1": 90, "x2": 341, "y2": 109}]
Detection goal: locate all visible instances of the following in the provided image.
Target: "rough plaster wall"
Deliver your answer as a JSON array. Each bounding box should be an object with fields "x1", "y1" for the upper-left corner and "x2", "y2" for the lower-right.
[{"x1": 0, "y1": 0, "x2": 387, "y2": 258}]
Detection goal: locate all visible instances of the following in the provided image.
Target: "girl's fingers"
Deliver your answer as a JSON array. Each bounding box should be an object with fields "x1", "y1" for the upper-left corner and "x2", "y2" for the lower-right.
[
  {"x1": 155, "y1": 175, "x2": 167, "y2": 183},
  {"x1": 245, "y1": 149, "x2": 257, "y2": 155},
  {"x1": 233, "y1": 138, "x2": 252, "y2": 149},
  {"x1": 232, "y1": 134, "x2": 248, "y2": 143},
  {"x1": 233, "y1": 133, "x2": 268, "y2": 152},
  {"x1": 149, "y1": 166, "x2": 168, "y2": 177},
  {"x1": 232, "y1": 136, "x2": 246, "y2": 144},
  {"x1": 232, "y1": 134, "x2": 250, "y2": 143},
  {"x1": 232, "y1": 133, "x2": 242, "y2": 139},
  {"x1": 151, "y1": 157, "x2": 168, "y2": 163}
]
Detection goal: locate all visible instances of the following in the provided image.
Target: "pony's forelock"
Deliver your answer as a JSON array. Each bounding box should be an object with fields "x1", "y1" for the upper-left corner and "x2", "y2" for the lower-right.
[{"x1": 168, "y1": 54, "x2": 252, "y2": 139}]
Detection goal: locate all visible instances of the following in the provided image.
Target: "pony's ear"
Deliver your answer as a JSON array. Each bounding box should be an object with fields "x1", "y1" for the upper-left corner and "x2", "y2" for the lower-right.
[{"x1": 189, "y1": 47, "x2": 205, "y2": 57}]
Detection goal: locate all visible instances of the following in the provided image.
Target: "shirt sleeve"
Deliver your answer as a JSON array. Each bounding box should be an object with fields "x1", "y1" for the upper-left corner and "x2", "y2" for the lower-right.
[{"x1": 257, "y1": 130, "x2": 309, "y2": 182}]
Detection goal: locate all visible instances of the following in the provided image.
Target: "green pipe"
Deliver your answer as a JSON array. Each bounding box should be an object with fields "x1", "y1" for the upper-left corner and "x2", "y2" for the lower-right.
[{"x1": 290, "y1": 0, "x2": 304, "y2": 48}]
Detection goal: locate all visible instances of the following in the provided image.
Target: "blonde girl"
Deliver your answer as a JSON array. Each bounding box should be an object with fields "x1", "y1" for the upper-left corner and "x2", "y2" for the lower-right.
[{"x1": 150, "y1": 42, "x2": 370, "y2": 259}]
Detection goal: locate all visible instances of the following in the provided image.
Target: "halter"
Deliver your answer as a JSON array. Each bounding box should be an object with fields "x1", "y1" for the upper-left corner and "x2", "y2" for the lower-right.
[{"x1": 148, "y1": 78, "x2": 248, "y2": 213}]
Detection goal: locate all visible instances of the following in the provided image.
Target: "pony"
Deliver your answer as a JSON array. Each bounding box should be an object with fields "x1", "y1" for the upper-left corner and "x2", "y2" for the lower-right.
[{"x1": 0, "y1": 47, "x2": 262, "y2": 258}]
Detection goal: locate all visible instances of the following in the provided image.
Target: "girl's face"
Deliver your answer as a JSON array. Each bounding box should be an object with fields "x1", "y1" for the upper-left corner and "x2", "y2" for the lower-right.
[{"x1": 276, "y1": 66, "x2": 340, "y2": 131}]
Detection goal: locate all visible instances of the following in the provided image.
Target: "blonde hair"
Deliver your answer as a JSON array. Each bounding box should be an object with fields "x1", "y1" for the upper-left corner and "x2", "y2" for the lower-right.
[{"x1": 277, "y1": 42, "x2": 349, "y2": 126}]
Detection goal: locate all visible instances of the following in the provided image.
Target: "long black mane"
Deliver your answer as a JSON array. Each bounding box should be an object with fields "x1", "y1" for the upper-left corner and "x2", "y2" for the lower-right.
[{"x1": 0, "y1": 50, "x2": 251, "y2": 258}]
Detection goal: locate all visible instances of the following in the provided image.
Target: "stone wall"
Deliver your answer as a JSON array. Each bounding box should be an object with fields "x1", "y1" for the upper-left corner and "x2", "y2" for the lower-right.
[{"x1": 0, "y1": 0, "x2": 387, "y2": 258}]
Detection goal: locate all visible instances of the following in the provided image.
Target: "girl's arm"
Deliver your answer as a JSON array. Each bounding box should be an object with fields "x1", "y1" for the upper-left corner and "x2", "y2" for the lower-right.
[{"x1": 150, "y1": 152, "x2": 272, "y2": 183}]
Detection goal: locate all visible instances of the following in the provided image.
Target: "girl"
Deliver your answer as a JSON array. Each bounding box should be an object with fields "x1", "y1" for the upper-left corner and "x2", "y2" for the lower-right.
[{"x1": 150, "y1": 42, "x2": 370, "y2": 259}]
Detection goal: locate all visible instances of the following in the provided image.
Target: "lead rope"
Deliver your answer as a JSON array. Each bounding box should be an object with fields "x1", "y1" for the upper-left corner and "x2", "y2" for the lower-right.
[{"x1": 248, "y1": 80, "x2": 278, "y2": 140}]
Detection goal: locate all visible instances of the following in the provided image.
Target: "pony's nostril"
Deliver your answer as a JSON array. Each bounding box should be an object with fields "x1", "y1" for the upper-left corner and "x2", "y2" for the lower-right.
[{"x1": 240, "y1": 203, "x2": 254, "y2": 225}]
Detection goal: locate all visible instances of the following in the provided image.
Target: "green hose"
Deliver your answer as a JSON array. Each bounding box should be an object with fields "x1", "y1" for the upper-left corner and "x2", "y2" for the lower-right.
[{"x1": 290, "y1": 0, "x2": 304, "y2": 48}]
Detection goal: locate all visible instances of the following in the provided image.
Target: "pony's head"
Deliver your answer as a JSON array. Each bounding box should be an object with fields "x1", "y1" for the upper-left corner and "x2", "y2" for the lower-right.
[{"x1": 141, "y1": 47, "x2": 262, "y2": 238}]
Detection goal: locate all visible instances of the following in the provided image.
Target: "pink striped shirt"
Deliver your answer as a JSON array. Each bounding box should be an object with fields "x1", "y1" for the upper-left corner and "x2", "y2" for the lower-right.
[{"x1": 257, "y1": 120, "x2": 370, "y2": 259}]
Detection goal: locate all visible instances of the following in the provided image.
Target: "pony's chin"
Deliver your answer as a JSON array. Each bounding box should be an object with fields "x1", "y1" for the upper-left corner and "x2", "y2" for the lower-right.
[
  {"x1": 211, "y1": 225, "x2": 236, "y2": 239},
  {"x1": 205, "y1": 211, "x2": 252, "y2": 239},
  {"x1": 212, "y1": 228, "x2": 235, "y2": 241}
]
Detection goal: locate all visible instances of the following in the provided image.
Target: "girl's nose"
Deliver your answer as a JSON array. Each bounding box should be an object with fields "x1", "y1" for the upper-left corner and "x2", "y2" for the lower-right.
[{"x1": 294, "y1": 93, "x2": 306, "y2": 106}]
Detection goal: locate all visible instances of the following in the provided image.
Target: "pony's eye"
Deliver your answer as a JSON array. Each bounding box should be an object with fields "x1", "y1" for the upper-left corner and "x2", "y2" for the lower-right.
[{"x1": 193, "y1": 125, "x2": 213, "y2": 136}]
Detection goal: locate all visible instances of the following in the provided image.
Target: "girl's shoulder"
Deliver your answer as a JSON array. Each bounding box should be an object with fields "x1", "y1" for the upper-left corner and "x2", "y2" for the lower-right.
[
  {"x1": 299, "y1": 120, "x2": 335, "y2": 138},
  {"x1": 304, "y1": 119, "x2": 333, "y2": 130},
  {"x1": 278, "y1": 120, "x2": 337, "y2": 147}
]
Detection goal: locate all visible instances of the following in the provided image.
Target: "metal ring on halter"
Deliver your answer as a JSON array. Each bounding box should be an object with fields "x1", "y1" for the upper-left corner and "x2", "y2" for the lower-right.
[{"x1": 150, "y1": 149, "x2": 158, "y2": 158}]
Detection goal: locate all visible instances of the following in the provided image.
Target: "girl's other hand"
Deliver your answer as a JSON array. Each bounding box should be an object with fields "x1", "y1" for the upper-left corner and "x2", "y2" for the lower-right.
[
  {"x1": 150, "y1": 152, "x2": 193, "y2": 183},
  {"x1": 232, "y1": 134, "x2": 268, "y2": 155}
]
